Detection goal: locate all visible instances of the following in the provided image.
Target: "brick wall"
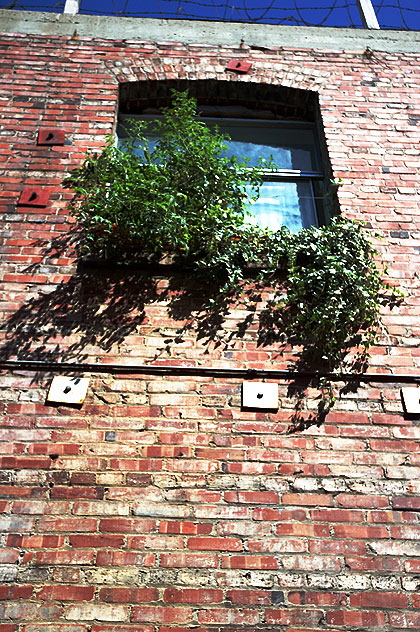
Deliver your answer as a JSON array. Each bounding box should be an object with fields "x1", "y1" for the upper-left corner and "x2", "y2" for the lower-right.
[{"x1": 1, "y1": 18, "x2": 420, "y2": 632}]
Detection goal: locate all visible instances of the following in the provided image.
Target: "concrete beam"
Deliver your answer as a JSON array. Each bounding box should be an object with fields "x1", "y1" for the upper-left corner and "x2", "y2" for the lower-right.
[{"x1": 0, "y1": 10, "x2": 419, "y2": 53}]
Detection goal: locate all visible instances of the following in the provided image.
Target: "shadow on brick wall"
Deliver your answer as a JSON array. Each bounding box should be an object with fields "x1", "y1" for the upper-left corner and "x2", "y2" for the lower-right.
[{"x1": 1, "y1": 234, "x2": 354, "y2": 430}]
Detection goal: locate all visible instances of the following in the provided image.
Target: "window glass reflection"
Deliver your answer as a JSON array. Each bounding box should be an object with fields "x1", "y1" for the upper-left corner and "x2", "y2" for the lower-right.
[{"x1": 246, "y1": 181, "x2": 318, "y2": 233}]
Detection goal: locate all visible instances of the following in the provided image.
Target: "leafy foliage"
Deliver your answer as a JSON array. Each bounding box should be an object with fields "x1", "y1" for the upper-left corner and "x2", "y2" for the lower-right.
[
  {"x1": 279, "y1": 219, "x2": 384, "y2": 365},
  {"x1": 65, "y1": 90, "x2": 395, "y2": 371},
  {"x1": 65, "y1": 91, "x2": 268, "y2": 279}
]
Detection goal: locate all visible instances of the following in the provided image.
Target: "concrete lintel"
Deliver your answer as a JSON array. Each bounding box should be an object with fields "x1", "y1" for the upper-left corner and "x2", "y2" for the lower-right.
[{"x1": 0, "y1": 10, "x2": 419, "y2": 53}]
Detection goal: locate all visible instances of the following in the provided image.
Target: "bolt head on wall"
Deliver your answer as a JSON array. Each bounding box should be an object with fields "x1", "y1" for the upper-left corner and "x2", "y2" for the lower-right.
[
  {"x1": 18, "y1": 186, "x2": 50, "y2": 207},
  {"x1": 226, "y1": 60, "x2": 252, "y2": 74},
  {"x1": 37, "y1": 128, "x2": 66, "y2": 145}
]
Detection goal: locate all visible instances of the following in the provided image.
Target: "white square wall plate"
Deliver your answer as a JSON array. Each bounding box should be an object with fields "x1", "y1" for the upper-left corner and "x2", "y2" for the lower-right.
[
  {"x1": 46, "y1": 376, "x2": 90, "y2": 405},
  {"x1": 242, "y1": 381, "x2": 279, "y2": 410}
]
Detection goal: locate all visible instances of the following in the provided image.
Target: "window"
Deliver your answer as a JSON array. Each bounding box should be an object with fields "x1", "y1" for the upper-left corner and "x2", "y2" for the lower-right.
[
  {"x1": 204, "y1": 119, "x2": 325, "y2": 233},
  {"x1": 117, "y1": 80, "x2": 332, "y2": 233}
]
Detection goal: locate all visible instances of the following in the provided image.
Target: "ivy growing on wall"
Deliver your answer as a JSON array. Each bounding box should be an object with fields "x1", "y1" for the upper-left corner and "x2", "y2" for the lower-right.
[{"x1": 65, "y1": 91, "x2": 396, "y2": 373}]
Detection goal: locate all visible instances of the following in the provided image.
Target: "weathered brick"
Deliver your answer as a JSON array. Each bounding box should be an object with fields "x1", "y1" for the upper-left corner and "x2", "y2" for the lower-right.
[
  {"x1": 131, "y1": 606, "x2": 193, "y2": 624},
  {"x1": 196, "y1": 608, "x2": 261, "y2": 625},
  {"x1": 265, "y1": 609, "x2": 323, "y2": 625},
  {"x1": 389, "y1": 612, "x2": 420, "y2": 629},
  {"x1": 99, "y1": 588, "x2": 158, "y2": 603},
  {"x1": 160, "y1": 552, "x2": 218, "y2": 568},
  {"x1": 35, "y1": 550, "x2": 95, "y2": 565},
  {"x1": 327, "y1": 610, "x2": 387, "y2": 627},
  {"x1": 226, "y1": 589, "x2": 272, "y2": 605},
  {"x1": 163, "y1": 588, "x2": 223, "y2": 603},
  {"x1": 64, "y1": 605, "x2": 129, "y2": 622},
  {"x1": 187, "y1": 537, "x2": 242, "y2": 551}
]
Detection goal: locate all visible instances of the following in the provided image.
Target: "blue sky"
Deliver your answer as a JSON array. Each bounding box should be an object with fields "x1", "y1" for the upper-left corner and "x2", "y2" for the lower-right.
[{"x1": 1, "y1": 0, "x2": 419, "y2": 30}]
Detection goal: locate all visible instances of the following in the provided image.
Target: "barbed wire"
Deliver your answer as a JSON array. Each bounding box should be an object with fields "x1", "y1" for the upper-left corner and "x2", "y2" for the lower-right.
[{"x1": 0, "y1": 0, "x2": 418, "y2": 30}]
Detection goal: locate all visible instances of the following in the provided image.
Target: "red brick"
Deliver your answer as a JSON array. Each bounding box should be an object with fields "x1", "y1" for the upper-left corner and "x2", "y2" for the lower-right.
[
  {"x1": 18, "y1": 186, "x2": 51, "y2": 207},
  {"x1": 92, "y1": 628, "x2": 152, "y2": 632},
  {"x1": 99, "y1": 518, "x2": 156, "y2": 533},
  {"x1": 371, "y1": 439, "x2": 419, "y2": 452},
  {"x1": 108, "y1": 459, "x2": 162, "y2": 471},
  {"x1": 281, "y1": 554, "x2": 341, "y2": 571},
  {"x1": 0, "y1": 456, "x2": 51, "y2": 469},
  {"x1": 221, "y1": 555, "x2": 278, "y2": 569},
  {"x1": 187, "y1": 537, "x2": 242, "y2": 551},
  {"x1": 224, "y1": 491, "x2": 279, "y2": 504},
  {"x1": 248, "y1": 538, "x2": 306, "y2": 553},
  {"x1": 333, "y1": 524, "x2": 389, "y2": 539},
  {"x1": 288, "y1": 591, "x2": 347, "y2": 606},
  {"x1": 253, "y1": 508, "x2": 307, "y2": 521},
  {"x1": 345, "y1": 556, "x2": 404, "y2": 572},
  {"x1": 310, "y1": 509, "x2": 365, "y2": 522},
  {"x1": 0, "y1": 548, "x2": 19, "y2": 563},
  {"x1": 37, "y1": 586, "x2": 95, "y2": 602},
  {"x1": 0, "y1": 603, "x2": 63, "y2": 621},
  {"x1": 99, "y1": 588, "x2": 158, "y2": 603},
  {"x1": 405, "y1": 560, "x2": 420, "y2": 573},
  {"x1": 350, "y1": 592, "x2": 409, "y2": 608},
  {"x1": 282, "y1": 493, "x2": 334, "y2": 507},
  {"x1": 276, "y1": 523, "x2": 330, "y2": 537},
  {"x1": 392, "y1": 496, "x2": 420, "y2": 511},
  {"x1": 37, "y1": 518, "x2": 98, "y2": 532},
  {"x1": 159, "y1": 521, "x2": 212, "y2": 535},
  {"x1": 50, "y1": 487, "x2": 104, "y2": 500},
  {"x1": 96, "y1": 551, "x2": 156, "y2": 566},
  {"x1": 8, "y1": 533, "x2": 63, "y2": 549},
  {"x1": 127, "y1": 534, "x2": 184, "y2": 550},
  {"x1": 327, "y1": 610, "x2": 387, "y2": 627},
  {"x1": 308, "y1": 539, "x2": 366, "y2": 554},
  {"x1": 69, "y1": 535, "x2": 125, "y2": 548},
  {"x1": 0, "y1": 586, "x2": 33, "y2": 600},
  {"x1": 336, "y1": 493, "x2": 389, "y2": 508},
  {"x1": 163, "y1": 588, "x2": 223, "y2": 603}
]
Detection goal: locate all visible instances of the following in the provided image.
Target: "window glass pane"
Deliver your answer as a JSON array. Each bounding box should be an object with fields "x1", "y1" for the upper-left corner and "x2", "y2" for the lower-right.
[
  {"x1": 118, "y1": 119, "x2": 320, "y2": 172},
  {"x1": 212, "y1": 122, "x2": 319, "y2": 171},
  {"x1": 246, "y1": 181, "x2": 318, "y2": 233}
]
